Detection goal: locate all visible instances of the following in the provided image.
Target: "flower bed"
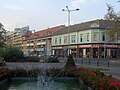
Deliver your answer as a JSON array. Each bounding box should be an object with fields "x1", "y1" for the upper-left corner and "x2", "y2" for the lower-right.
[{"x1": 45, "y1": 67, "x2": 120, "y2": 90}]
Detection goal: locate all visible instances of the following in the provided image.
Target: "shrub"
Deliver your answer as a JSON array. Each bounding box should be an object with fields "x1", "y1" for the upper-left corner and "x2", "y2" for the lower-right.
[
  {"x1": 45, "y1": 55, "x2": 59, "y2": 63},
  {"x1": 2, "y1": 46, "x2": 24, "y2": 62},
  {"x1": 24, "y1": 56, "x2": 39, "y2": 62},
  {"x1": 65, "y1": 54, "x2": 76, "y2": 68}
]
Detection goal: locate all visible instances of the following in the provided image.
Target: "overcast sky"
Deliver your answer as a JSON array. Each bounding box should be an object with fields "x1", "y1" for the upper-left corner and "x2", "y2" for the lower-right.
[{"x1": 0, "y1": 0, "x2": 119, "y2": 31}]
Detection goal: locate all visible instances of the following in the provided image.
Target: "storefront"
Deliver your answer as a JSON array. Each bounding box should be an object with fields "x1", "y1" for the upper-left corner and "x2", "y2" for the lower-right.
[{"x1": 52, "y1": 44, "x2": 119, "y2": 58}]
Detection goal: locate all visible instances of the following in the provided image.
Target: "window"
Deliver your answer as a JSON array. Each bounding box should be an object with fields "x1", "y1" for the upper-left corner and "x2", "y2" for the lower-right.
[
  {"x1": 87, "y1": 33, "x2": 89, "y2": 41},
  {"x1": 59, "y1": 37, "x2": 61, "y2": 44},
  {"x1": 55, "y1": 37, "x2": 57, "y2": 44},
  {"x1": 93, "y1": 33, "x2": 97, "y2": 41},
  {"x1": 71, "y1": 35, "x2": 76, "y2": 43},
  {"x1": 102, "y1": 34, "x2": 105, "y2": 41},
  {"x1": 64, "y1": 36, "x2": 68, "y2": 44},
  {"x1": 80, "y1": 34, "x2": 83, "y2": 42}
]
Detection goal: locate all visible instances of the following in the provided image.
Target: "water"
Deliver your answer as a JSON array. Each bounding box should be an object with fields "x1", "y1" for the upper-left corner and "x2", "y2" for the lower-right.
[{"x1": 1, "y1": 78, "x2": 83, "y2": 90}]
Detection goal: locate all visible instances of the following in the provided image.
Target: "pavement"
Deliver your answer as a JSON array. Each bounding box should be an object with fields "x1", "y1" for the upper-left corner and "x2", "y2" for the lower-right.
[{"x1": 2, "y1": 58, "x2": 120, "y2": 81}]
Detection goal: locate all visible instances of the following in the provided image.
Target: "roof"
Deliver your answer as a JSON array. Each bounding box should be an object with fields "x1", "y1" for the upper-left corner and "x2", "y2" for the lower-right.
[
  {"x1": 52, "y1": 19, "x2": 120, "y2": 36},
  {"x1": 29, "y1": 25, "x2": 64, "y2": 39}
]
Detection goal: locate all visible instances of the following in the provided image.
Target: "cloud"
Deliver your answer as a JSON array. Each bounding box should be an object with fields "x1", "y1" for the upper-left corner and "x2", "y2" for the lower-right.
[
  {"x1": 0, "y1": 16, "x2": 27, "y2": 31},
  {"x1": 4, "y1": 4, "x2": 23, "y2": 11},
  {"x1": 71, "y1": 0, "x2": 95, "y2": 7}
]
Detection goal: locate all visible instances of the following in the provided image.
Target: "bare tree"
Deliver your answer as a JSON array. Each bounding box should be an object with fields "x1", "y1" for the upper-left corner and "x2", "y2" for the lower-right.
[
  {"x1": 104, "y1": 4, "x2": 120, "y2": 21},
  {"x1": 104, "y1": 4, "x2": 120, "y2": 42}
]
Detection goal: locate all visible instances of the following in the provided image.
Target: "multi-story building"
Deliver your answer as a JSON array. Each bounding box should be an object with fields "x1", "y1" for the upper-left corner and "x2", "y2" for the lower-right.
[
  {"x1": 6, "y1": 26, "x2": 29, "y2": 50},
  {"x1": 22, "y1": 25, "x2": 64, "y2": 56},
  {"x1": 6, "y1": 31, "x2": 14, "y2": 46},
  {"x1": 52, "y1": 19, "x2": 120, "y2": 58}
]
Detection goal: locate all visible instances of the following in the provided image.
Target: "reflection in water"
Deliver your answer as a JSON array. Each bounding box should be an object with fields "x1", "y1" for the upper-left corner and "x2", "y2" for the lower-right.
[{"x1": 1, "y1": 78, "x2": 82, "y2": 90}]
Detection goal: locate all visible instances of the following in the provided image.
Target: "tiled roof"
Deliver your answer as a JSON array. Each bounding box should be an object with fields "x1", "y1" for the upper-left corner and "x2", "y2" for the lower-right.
[
  {"x1": 52, "y1": 19, "x2": 120, "y2": 36},
  {"x1": 30, "y1": 25, "x2": 64, "y2": 39}
]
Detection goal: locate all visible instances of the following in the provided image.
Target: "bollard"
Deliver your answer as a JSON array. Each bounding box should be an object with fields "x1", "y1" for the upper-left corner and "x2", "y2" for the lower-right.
[
  {"x1": 97, "y1": 61, "x2": 99, "y2": 66},
  {"x1": 89, "y1": 59, "x2": 90, "y2": 65},
  {"x1": 108, "y1": 61, "x2": 109, "y2": 67},
  {"x1": 81, "y1": 59, "x2": 83, "y2": 64}
]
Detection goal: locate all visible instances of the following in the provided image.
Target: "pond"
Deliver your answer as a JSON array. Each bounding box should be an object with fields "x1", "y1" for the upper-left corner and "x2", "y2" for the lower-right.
[{"x1": 0, "y1": 78, "x2": 83, "y2": 90}]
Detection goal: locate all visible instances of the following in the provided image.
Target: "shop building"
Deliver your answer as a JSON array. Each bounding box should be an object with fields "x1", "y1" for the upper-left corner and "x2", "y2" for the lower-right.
[{"x1": 51, "y1": 19, "x2": 120, "y2": 58}]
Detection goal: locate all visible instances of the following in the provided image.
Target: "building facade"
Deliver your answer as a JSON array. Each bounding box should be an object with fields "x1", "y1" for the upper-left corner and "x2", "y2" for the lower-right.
[
  {"x1": 22, "y1": 25, "x2": 64, "y2": 56},
  {"x1": 52, "y1": 19, "x2": 120, "y2": 58},
  {"x1": 6, "y1": 26, "x2": 29, "y2": 50}
]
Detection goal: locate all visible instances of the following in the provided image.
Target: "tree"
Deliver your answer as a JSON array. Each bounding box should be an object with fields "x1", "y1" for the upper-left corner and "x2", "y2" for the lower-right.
[
  {"x1": 104, "y1": 4, "x2": 120, "y2": 21},
  {"x1": 0, "y1": 23, "x2": 6, "y2": 49},
  {"x1": 65, "y1": 54, "x2": 76, "y2": 68},
  {"x1": 2, "y1": 46, "x2": 24, "y2": 62},
  {"x1": 104, "y1": 4, "x2": 120, "y2": 42}
]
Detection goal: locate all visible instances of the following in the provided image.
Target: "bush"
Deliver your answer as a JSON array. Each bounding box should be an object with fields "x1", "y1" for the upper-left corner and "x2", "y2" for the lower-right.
[
  {"x1": 24, "y1": 56, "x2": 39, "y2": 62},
  {"x1": 45, "y1": 55, "x2": 59, "y2": 63},
  {"x1": 65, "y1": 54, "x2": 76, "y2": 68},
  {"x1": 1, "y1": 46, "x2": 24, "y2": 62}
]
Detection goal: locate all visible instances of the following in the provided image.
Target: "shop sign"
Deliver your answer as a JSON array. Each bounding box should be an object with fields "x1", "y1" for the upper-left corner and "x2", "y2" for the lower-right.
[
  {"x1": 99, "y1": 45, "x2": 117, "y2": 48},
  {"x1": 70, "y1": 45, "x2": 77, "y2": 48},
  {"x1": 78, "y1": 45, "x2": 91, "y2": 48},
  {"x1": 92, "y1": 44, "x2": 99, "y2": 48},
  {"x1": 106, "y1": 45, "x2": 117, "y2": 48}
]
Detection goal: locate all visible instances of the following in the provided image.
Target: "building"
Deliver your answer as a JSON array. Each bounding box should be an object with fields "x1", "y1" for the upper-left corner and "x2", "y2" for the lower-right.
[
  {"x1": 6, "y1": 26, "x2": 29, "y2": 50},
  {"x1": 51, "y1": 19, "x2": 120, "y2": 58},
  {"x1": 22, "y1": 25, "x2": 64, "y2": 56}
]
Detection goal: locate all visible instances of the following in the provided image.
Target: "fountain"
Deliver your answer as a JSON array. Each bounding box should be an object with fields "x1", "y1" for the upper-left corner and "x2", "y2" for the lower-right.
[{"x1": 0, "y1": 55, "x2": 85, "y2": 90}]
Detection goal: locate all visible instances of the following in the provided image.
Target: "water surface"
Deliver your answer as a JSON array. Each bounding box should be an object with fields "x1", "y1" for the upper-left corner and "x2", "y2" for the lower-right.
[{"x1": 1, "y1": 78, "x2": 83, "y2": 90}]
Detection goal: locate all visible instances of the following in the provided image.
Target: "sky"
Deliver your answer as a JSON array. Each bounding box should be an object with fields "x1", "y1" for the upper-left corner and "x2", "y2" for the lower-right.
[{"x1": 0, "y1": 0, "x2": 120, "y2": 31}]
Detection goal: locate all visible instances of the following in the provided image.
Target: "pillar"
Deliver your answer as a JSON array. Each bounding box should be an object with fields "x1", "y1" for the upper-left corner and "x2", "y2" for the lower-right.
[
  {"x1": 83, "y1": 49, "x2": 86, "y2": 58},
  {"x1": 90, "y1": 47, "x2": 93, "y2": 58}
]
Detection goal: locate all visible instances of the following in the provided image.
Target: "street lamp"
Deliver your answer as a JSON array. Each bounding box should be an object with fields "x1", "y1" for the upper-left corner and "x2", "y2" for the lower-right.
[{"x1": 62, "y1": 6, "x2": 79, "y2": 55}]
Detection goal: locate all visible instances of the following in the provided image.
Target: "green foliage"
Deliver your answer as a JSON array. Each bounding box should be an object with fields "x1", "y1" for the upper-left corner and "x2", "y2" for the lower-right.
[
  {"x1": 0, "y1": 23, "x2": 6, "y2": 49},
  {"x1": 104, "y1": 4, "x2": 120, "y2": 42},
  {"x1": 25, "y1": 56, "x2": 39, "y2": 62},
  {"x1": 65, "y1": 54, "x2": 76, "y2": 68},
  {"x1": 45, "y1": 55, "x2": 59, "y2": 63},
  {"x1": 1, "y1": 46, "x2": 23, "y2": 62},
  {"x1": 11, "y1": 68, "x2": 39, "y2": 77}
]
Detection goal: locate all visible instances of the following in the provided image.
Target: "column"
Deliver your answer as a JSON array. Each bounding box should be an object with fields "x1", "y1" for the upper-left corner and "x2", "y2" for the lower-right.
[
  {"x1": 76, "y1": 46, "x2": 79, "y2": 58},
  {"x1": 98, "y1": 46, "x2": 100, "y2": 58},
  {"x1": 90, "y1": 47, "x2": 93, "y2": 58},
  {"x1": 83, "y1": 49, "x2": 86, "y2": 58},
  {"x1": 52, "y1": 49, "x2": 55, "y2": 55}
]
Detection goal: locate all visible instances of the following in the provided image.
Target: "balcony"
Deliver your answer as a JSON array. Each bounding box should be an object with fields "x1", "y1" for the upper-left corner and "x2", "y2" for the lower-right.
[
  {"x1": 27, "y1": 43, "x2": 34, "y2": 46},
  {"x1": 37, "y1": 42, "x2": 46, "y2": 45}
]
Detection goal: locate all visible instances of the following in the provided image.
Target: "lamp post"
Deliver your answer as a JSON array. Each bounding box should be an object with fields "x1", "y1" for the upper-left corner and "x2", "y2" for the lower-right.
[{"x1": 62, "y1": 6, "x2": 79, "y2": 55}]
